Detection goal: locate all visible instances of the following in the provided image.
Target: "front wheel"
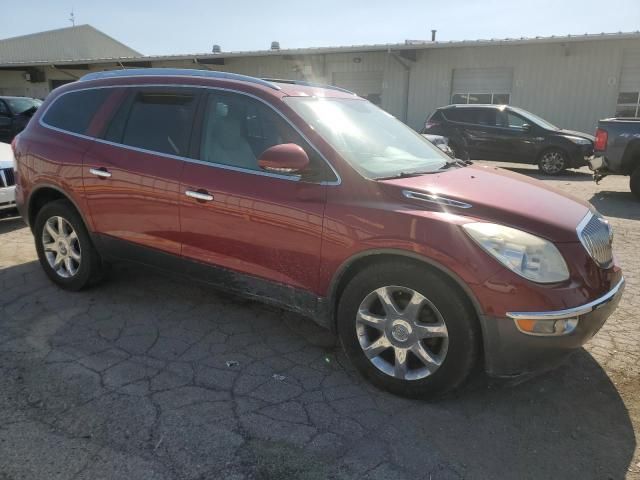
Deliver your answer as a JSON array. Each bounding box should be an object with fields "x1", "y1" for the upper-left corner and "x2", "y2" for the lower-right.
[
  {"x1": 538, "y1": 149, "x2": 568, "y2": 175},
  {"x1": 337, "y1": 262, "x2": 480, "y2": 398},
  {"x1": 34, "y1": 200, "x2": 105, "y2": 291}
]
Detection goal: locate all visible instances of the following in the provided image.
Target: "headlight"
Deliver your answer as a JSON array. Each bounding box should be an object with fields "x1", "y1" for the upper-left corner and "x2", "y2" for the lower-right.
[
  {"x1": 463, "y1": 223, "x2": 570, "y2": 283},
  {"x1": 564, "y1": 135, "x2": 592, "y2": 146}
]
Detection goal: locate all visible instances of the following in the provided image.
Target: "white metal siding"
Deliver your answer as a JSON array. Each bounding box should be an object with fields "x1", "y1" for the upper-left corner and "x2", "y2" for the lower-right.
[
  {"x1": 332, "y1": 71, "x2": 383, "y2": 96},
  {"x1": 451, "y1": 67, "x2": 513, "y2": 94},
  {"x1": 620, "y1": 50, "x2": 640, "y2": 91}
]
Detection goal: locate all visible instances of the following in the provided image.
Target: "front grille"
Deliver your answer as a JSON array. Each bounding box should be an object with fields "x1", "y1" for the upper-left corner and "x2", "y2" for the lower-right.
[
  {"x1": 0, "y1": 168, "x2": 15, "y2": 187},
  {"x1": 577, "y1": 212, "x2": 613, "y2": 268}
]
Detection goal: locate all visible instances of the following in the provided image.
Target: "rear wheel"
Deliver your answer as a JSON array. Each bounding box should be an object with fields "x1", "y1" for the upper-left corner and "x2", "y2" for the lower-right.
[
  {"x1": 337, "y1": 262, "x2": 480, "y2": 398},
  {"x1": 631, "y1": 166, "x2": 640, "y2": 200},
  {"x1": 538, "y1": 149, "x2": 568, "y2": 175},
  {"x1": 34, "y1": 200, "x2": 104, "y2": 290}
]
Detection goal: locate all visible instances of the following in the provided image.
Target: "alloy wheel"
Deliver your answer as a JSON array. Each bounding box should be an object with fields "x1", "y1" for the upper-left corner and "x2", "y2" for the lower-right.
[
  {"x1": 42, "y1": 216, "x2": 82, "y2": 278},
  {"x1": 355, "y1": 286, "x2": 449, "y2": 381},
  {"x1": 540, "y1": 151, "x2": 566, "y2": 174}
]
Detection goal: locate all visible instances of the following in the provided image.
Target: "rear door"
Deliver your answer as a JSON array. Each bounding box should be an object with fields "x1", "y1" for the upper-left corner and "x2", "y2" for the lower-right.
[
  {"x1": 83, "y1": 86, "x2": 200, "y2": 257},
  {"x1": 444, "y1": 108, "x2": 499, "y2": 160},
  {"x1": 179, "y1": 90, "x2": 332, "y2": 295}
]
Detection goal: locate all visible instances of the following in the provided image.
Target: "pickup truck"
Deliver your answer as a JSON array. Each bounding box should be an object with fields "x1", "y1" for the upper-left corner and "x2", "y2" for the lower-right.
[{"x1": 589, "y1": 118, "x2": 640, "y2": 199}]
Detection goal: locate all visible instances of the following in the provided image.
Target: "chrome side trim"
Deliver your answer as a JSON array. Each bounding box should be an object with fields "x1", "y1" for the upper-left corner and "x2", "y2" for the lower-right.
[
  {"x1": 402, "y1": 190, "x2": 472, "y2": 209},
  {"x1": 506, "y1": 277, "x2": 625, "y2": 321},
  {"x1": 38, "y1": 83, "x2": 342, "y2": 186}
]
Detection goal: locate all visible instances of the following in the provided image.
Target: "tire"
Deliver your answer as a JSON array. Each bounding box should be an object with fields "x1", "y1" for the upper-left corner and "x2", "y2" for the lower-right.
[
  {"x1": 34, "y1": 199, "x2": 104, "y2": 291},
  {"x1": 538, "y1": 149, "x2": 568, "y2": 175},
  {"x1": 631, "y1": 167, "x2": 640, "y2": 200},
  {"x1": 337, "y1": 261, "x2": 480, "y2": 398}
]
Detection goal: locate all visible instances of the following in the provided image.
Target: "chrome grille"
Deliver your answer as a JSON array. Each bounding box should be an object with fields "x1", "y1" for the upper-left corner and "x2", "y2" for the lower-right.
[
  {"x1": 577, "y1": 212, "x2": 613, "y2": 268},
  {"x1": 0, "y1": 168, "x2": 15, "y2": 187}
]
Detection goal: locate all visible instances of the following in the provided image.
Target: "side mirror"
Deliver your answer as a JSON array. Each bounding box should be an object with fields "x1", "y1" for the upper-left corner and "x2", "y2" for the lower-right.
[
  {"x1": 258, "y1": 143, "x2": 309, "y2": 174},
  {"x1": 521, "y1": 123, "x2": 532, "y2": 132}
]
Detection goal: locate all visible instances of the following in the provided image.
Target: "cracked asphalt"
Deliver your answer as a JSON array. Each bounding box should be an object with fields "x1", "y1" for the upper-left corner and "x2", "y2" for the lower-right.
[{"x1": 0, "y1": 163, "x2": 638, "y2": 479}]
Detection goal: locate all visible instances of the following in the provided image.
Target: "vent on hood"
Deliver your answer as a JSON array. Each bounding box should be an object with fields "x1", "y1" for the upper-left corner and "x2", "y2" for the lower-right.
[{"x1": 403, "y1": 190, "x2": 472, "y2": 209}]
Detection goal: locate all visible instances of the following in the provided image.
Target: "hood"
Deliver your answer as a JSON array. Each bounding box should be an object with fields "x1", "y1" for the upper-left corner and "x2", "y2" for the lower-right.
[
  {"x1": 0, "y1": 142, "x2": 14, "y2": 169},
  {"x1": 380, "y1": 164, "x2": 590, "y2": 242},
  {"x1": 556, "y1": 129, "x2": 595, "y2": 142}
]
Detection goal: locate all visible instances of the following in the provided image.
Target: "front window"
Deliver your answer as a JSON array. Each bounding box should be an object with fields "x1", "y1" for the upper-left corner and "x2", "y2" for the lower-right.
[
  {"x1": 283, "y1": 97, "x2": 450, "y2": 179},
  {"x1": 508, "y1": 107, "x2": 558, "y2": 131}
]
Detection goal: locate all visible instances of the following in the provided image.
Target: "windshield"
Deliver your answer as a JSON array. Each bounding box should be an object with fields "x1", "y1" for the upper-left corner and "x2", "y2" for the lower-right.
[
  {"x1": 6, "y1": 98, "x2": 41, "y2": 115},
  {"x1": 283, "y1": 97, "x2": 450, "y2": 179},
  {"x1": 510, "y1": 106, "x2": 558, "y2": 130}
]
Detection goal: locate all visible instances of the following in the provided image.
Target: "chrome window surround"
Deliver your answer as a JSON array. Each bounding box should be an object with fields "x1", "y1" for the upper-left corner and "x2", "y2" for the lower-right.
[
  {"x1": 39, "y1": 84, "x2": 342, "y2": 186},
  {"x1": 507, "y1": 277, "x2": 625, "y2": 323},
  {"x1": 576, "y1": 211, "x2": 614, "y2": 269},
  {"x1": 402, "y1": 190, "x2": 472, "y2": 209}
]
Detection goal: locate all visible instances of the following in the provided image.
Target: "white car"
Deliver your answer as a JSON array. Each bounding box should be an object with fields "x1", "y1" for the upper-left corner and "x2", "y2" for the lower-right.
[{"x1": 0, "y1": 142, "x2": 16, "y2": 211}]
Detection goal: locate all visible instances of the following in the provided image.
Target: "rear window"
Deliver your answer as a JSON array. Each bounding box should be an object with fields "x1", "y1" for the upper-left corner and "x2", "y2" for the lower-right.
[
  {"x1": 106, "y1": 89, "x2": 198, "y2": 157},
  {"x1": 42, "y1": 89, "x2": 110, "y2": 135}
]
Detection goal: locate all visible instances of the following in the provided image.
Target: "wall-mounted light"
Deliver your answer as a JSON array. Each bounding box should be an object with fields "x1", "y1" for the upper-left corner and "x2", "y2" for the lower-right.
[{"x1": 353, "y1": 57, "x2": 362, "y2": 63}]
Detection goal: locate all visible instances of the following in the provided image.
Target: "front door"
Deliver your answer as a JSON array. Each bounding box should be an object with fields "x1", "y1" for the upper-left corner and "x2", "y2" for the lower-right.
[
  {"x1": 493, "y1": 109, "x2": 538, "y2": 162},
  {"x1": 83, "y1": 86, "x2": 200, "y2": 256},
  {"x1": 179, "y1": 90, "x2": 333, "y2": 295}
]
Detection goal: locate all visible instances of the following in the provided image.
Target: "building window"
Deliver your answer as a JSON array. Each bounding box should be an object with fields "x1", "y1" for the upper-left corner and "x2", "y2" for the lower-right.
[
  {"x1": 451, "y1": 93, "x2": 510, "y2": 105},
  {"x1": 615, "y1": 92, "x2": 640, "y2": 117}
]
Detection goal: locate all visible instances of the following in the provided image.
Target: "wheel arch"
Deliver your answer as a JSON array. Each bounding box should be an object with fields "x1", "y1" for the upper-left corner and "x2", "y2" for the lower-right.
[
  {"x1": 327, "y1": 249, "x2": 485, "y2": 331},
  {"x1": 621, "y1": 139, "x2": 640, "y2": 175},
  {"x1": 28, "y1": 184, "x2": 91, "y2": 233}
]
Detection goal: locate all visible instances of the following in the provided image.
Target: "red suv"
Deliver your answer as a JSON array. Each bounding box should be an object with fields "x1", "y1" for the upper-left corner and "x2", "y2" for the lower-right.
[{"x1": 13, "y1": 69, "x2": 624, "y2": 397}]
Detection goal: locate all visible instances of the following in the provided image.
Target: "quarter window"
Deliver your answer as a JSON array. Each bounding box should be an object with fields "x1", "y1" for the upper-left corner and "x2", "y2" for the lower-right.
[
  {"x1": 615, "y1": 92, "x2": 639, "y2": 117},
  {"x1": 115, "y1": 91, "x2": 197, "y2": 156},
  {"x1": 42, "y1": 89, "x2": 111, "y2": 135}
]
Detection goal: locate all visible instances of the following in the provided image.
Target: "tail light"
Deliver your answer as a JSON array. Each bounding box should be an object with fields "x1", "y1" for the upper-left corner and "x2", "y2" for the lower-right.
[
  {"x1": 594, "y1": 128, "x2": 608, "y2": 151},
  {"x1": 423, "y1": 120, "x2": 440, "y2": 131}
]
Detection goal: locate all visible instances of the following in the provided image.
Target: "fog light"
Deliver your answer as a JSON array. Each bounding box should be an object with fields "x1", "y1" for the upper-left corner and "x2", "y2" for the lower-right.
[{"x1": 515, "y1": 318, "x2": 578, "y2": 336}]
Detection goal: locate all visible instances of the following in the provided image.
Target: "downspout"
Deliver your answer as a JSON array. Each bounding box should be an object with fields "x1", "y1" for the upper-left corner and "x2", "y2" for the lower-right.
[{"x1": 387, "y1": 49, "x2": 412, "y2": 124}]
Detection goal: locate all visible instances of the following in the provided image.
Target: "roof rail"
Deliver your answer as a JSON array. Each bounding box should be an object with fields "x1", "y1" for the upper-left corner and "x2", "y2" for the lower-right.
[
  {"x1": 79, "y1": 68, "x2": 281, "y2": 90},
  {"x1": 262, "y1": 78, "x2": 356, "y2": 96}
]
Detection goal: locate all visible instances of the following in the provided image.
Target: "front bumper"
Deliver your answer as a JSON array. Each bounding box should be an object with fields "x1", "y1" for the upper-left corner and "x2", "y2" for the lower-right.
[
  {"x1": 0, "y1": 186, "x2": 16, "y2": 211},
  {"x1": 480, "y1": 277, "x2": 625, "y2": 377}
]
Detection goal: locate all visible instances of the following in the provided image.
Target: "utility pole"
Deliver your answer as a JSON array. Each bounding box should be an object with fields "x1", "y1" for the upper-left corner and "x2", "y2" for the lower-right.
[{"x1": 69, "y1": 8, "x2": 76, "y2": 27}]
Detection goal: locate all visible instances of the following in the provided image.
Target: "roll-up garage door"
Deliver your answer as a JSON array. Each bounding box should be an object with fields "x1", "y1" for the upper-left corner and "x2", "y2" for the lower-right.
[
  {"x1": 619, "y1": 50, "x2": 640, "y2": 92},
  {"x1": 616, "y1": 50, "x2": 640, "y2": 117},
  {"x1": 332, "y1": 71, "x2": 383, "y2": 105},
  {"x1": 451, "y1": 68, "x2": 513, "y2": 104}
]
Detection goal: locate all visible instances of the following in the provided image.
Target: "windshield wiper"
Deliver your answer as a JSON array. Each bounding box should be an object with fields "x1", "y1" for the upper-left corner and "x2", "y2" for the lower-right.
[
  {"x1": 376, "y1": 170, "x2": 439, "y2": 180},
  {"x1": 439, "y1": 159, "x2": 472, "y2": 170}
]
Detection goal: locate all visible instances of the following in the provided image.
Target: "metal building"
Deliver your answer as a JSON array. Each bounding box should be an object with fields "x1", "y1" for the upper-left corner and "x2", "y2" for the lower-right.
[{"x1": 1, "y1": 25, "x2": 639, "y2": 133}]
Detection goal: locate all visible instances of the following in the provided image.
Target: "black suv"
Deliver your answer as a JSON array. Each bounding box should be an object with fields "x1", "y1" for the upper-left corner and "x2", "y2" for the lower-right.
[
  {"x1": 422, "y1": 105, "x2": 594, "y2": 175},
  {"x1": 0, "y1": 96, "x2": 42, "y2": 143}
]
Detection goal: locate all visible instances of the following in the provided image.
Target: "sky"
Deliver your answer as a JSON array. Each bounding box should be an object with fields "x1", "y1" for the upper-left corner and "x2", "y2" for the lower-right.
[{"x1": 3, "y1": 0, "x2": 640, "y2": 55}]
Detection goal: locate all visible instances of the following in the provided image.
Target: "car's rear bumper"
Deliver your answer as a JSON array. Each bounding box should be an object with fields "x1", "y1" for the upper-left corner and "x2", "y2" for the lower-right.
[
  {"x1": 480, "y1": 277, "x2": 625, "y2": 377},
  {"x1": 0, "y1": 186, "x2": 16, "y2": 211}
]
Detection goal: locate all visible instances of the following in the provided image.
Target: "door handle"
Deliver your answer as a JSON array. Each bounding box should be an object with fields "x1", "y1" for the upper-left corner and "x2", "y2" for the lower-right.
[
  {"x1": 89, "y1": 167, "x2": 112, "y2": 178},
  {"x1": 185, "y1": 190, "x2": 214, "y2": 202}
]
